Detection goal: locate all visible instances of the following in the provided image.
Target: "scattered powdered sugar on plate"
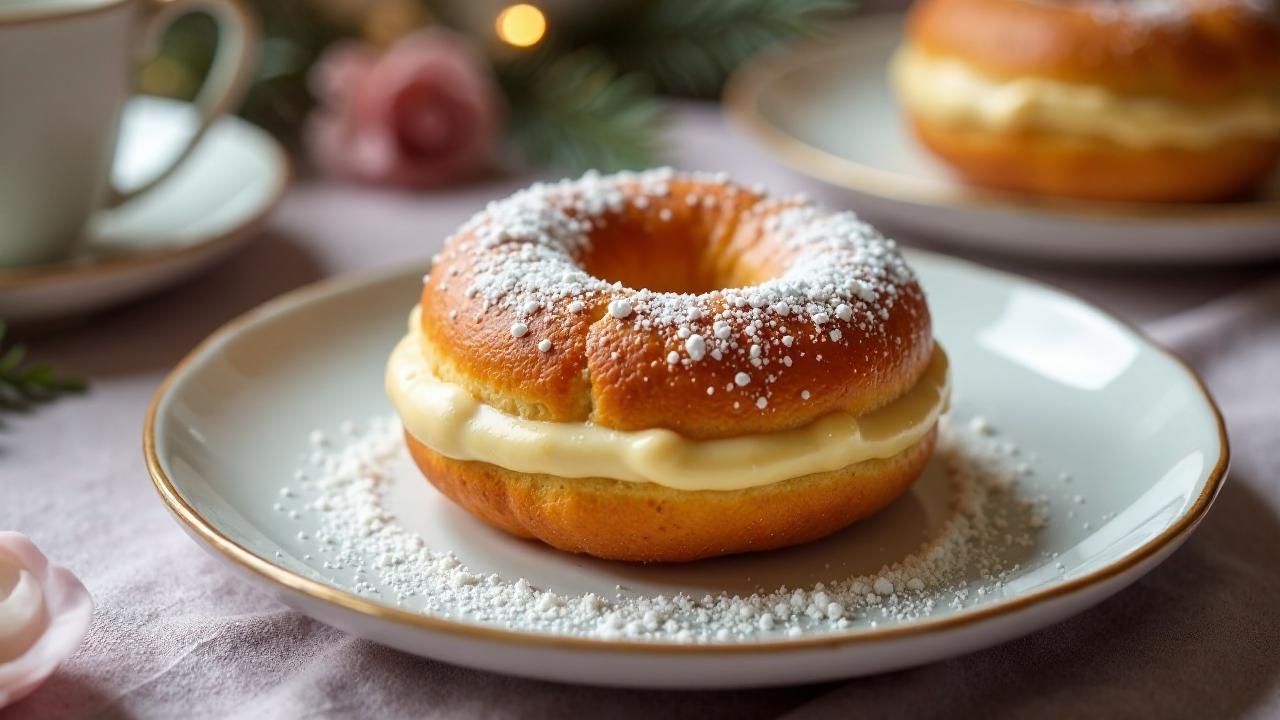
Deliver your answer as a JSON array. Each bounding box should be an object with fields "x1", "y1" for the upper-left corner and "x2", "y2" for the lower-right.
[{"x1": 278, "y1": 417, "x2": 1054, "y2": 643}]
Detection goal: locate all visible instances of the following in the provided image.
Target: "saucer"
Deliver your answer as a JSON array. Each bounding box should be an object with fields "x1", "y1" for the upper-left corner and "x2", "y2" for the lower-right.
[
  {"x1": 725, "y1": 14, "x2": 1280, "y2": 264},
  {"x1": 144, "y1": 252, "x2": 1226, "y2": 687},
  {"x1": 0, "y1": 96, "x2": 289, "y2": 324}
]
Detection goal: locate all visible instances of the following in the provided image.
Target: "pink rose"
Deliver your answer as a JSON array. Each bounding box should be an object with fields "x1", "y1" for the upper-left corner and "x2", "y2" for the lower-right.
[
  {"x1": 0, "y1": 532, "x2": 92, "y2": 709},
  {"x1": 307, "y1": 30, "x2": 505, "y2": 188}
]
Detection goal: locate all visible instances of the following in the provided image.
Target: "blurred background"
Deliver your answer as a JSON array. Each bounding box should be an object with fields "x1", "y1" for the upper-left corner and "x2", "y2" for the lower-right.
[{"x1": 140, "y1": 0, "x2": 872, "y2": 179}]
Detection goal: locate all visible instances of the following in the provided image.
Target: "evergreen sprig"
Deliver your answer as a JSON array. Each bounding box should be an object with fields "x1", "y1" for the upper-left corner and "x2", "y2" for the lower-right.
[
  {"x1": 499, "y1": 50, "x2": 666, "y2": 173},
  {"x1": 0, "y1": 322, "x2": 86, "y2": 409},
  {"x1": 598, "y1": 0, "x2": 857, "y2": 97}
]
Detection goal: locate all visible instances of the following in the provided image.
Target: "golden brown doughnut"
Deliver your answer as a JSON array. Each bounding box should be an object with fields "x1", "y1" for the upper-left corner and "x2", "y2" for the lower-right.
[
  {"x1": 388, "y1": 169, "x2": 946, "y2": 562},
  {"x1": 894, "y1": 0, "x2": 1280, "y2": 201},
  {"x1": 405, "y1": 428, "x2": 938, "y2": 563},
  {"x1": 909, "y1": 116, "x2": 1280, "y2": 202}
]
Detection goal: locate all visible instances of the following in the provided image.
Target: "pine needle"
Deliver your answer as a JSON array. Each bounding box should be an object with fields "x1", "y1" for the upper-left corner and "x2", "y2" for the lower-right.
[
  {"x1": 500, "y1": 50, "x2": 667, "y2": 174},
  {"x1": 0, "y1": 321, "x2": 86, "y2": 410},
  {"x1": 600, "y1": 0, "x2": 857, "y2": 97}
]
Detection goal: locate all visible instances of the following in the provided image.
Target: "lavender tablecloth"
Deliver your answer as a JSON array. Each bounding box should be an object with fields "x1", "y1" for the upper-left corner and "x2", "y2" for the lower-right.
[{"x1": 4, "y1": 104, "x2": 1279, "y2": 719}]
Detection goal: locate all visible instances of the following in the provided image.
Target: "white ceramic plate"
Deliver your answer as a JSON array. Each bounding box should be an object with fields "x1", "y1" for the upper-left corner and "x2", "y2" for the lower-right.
[
  {"x1": 0, "y1": 96, "x2": 289, "y2": 324},
  {"x1": 145, "y1": 252, "x2": 1226, "y2": 688},
  {"x1": 725, "y1": 14, "x2": 1280, "y2": 264}
]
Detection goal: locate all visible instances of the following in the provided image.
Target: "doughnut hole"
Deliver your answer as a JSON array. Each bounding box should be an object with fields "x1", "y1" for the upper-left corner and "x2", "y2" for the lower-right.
[{"x1": 574, "y1": 182, "x2": 782, "y2": 294}]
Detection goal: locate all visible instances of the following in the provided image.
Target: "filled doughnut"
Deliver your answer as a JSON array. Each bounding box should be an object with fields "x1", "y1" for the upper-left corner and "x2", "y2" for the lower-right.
[
  {"x1": 893, "y1": 0, "x2": 1280, "y2": 202},
  {"x1": 386, "y1": 169, "x2": 949, "y2": 562}
]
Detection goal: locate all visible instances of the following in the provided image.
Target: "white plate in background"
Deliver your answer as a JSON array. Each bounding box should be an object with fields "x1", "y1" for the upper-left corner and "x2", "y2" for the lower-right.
[{"x1": 726, "y1": 14, "x2": 1280, "y2": 264}]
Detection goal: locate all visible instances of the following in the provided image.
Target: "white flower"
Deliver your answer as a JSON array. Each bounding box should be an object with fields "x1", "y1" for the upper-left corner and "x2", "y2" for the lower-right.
[{"x1": 0, "y1": 532, "x2": 92, "y2": 709}]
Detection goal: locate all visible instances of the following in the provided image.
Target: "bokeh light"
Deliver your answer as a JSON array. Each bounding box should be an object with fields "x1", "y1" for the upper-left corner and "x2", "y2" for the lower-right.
[{"x1": 495, "y1": 3, "x2": 546, "y2": 48}]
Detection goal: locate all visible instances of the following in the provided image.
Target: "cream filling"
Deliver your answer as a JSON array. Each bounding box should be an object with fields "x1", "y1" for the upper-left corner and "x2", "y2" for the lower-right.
[
  {"x1": 385, "y1": 314, "x2": 950, "y2": 492},
  {"x1": 892, "y1": 43, "x2": 1280, "y2": 150}
]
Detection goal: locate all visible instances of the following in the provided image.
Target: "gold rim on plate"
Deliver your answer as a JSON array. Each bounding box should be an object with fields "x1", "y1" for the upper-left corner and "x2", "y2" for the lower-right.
[
  {"x1": 722, "y1": 14, "x2": 1280, "y2": 223},
  {"x1": 143, "y1": 260, "x2": 1229, "y2": 654}
]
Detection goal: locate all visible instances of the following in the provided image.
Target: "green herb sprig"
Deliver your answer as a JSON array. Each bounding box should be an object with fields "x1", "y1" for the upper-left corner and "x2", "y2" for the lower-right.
[{"x1": 0, "y1": 322, "x2": 87, "y2": 409}]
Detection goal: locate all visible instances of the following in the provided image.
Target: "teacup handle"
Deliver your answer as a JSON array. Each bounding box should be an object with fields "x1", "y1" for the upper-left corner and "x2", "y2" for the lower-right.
[{"x1": 107, "y1": 0, "x2": 259, "y2": 207}]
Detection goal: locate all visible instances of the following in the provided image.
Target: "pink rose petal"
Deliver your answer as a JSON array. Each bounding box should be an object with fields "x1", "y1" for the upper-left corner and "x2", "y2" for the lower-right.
[
  {"x1": 0, "y1": 532, "x2": 93, "y2": 709},
  {"x1": 305, "y1": 29, "x2": 504, "y2": 189},
  {"x1": 309, "y1": 41, "x2": 378, "y2": 108}
]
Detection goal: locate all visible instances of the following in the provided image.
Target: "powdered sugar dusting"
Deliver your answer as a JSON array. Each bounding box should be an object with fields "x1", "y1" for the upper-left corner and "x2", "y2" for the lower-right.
[
  {"x1": 276, "y1": 416, "x2": 1054, "y2": 643},
  {"x1": 428, "y1": 168, "x2": 921, "y2": 412}
]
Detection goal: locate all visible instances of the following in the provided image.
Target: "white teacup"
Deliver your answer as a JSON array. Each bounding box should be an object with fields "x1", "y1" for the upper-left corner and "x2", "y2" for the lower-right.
[{"x1": 0, "y1": 0, "x2": 257, "y2": 268}]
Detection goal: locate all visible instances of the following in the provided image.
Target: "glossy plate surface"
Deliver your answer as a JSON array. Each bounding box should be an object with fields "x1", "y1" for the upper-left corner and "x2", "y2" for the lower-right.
[
  {"x1": 146, "y1": 252, "x2": 1227, "y2": 687},
  {"x1": 0, "y1": 96, "x2": 289, "y2": 323},
  {"x1": 725, "y1": 14, "x2": 1280, "y2": 264}
]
